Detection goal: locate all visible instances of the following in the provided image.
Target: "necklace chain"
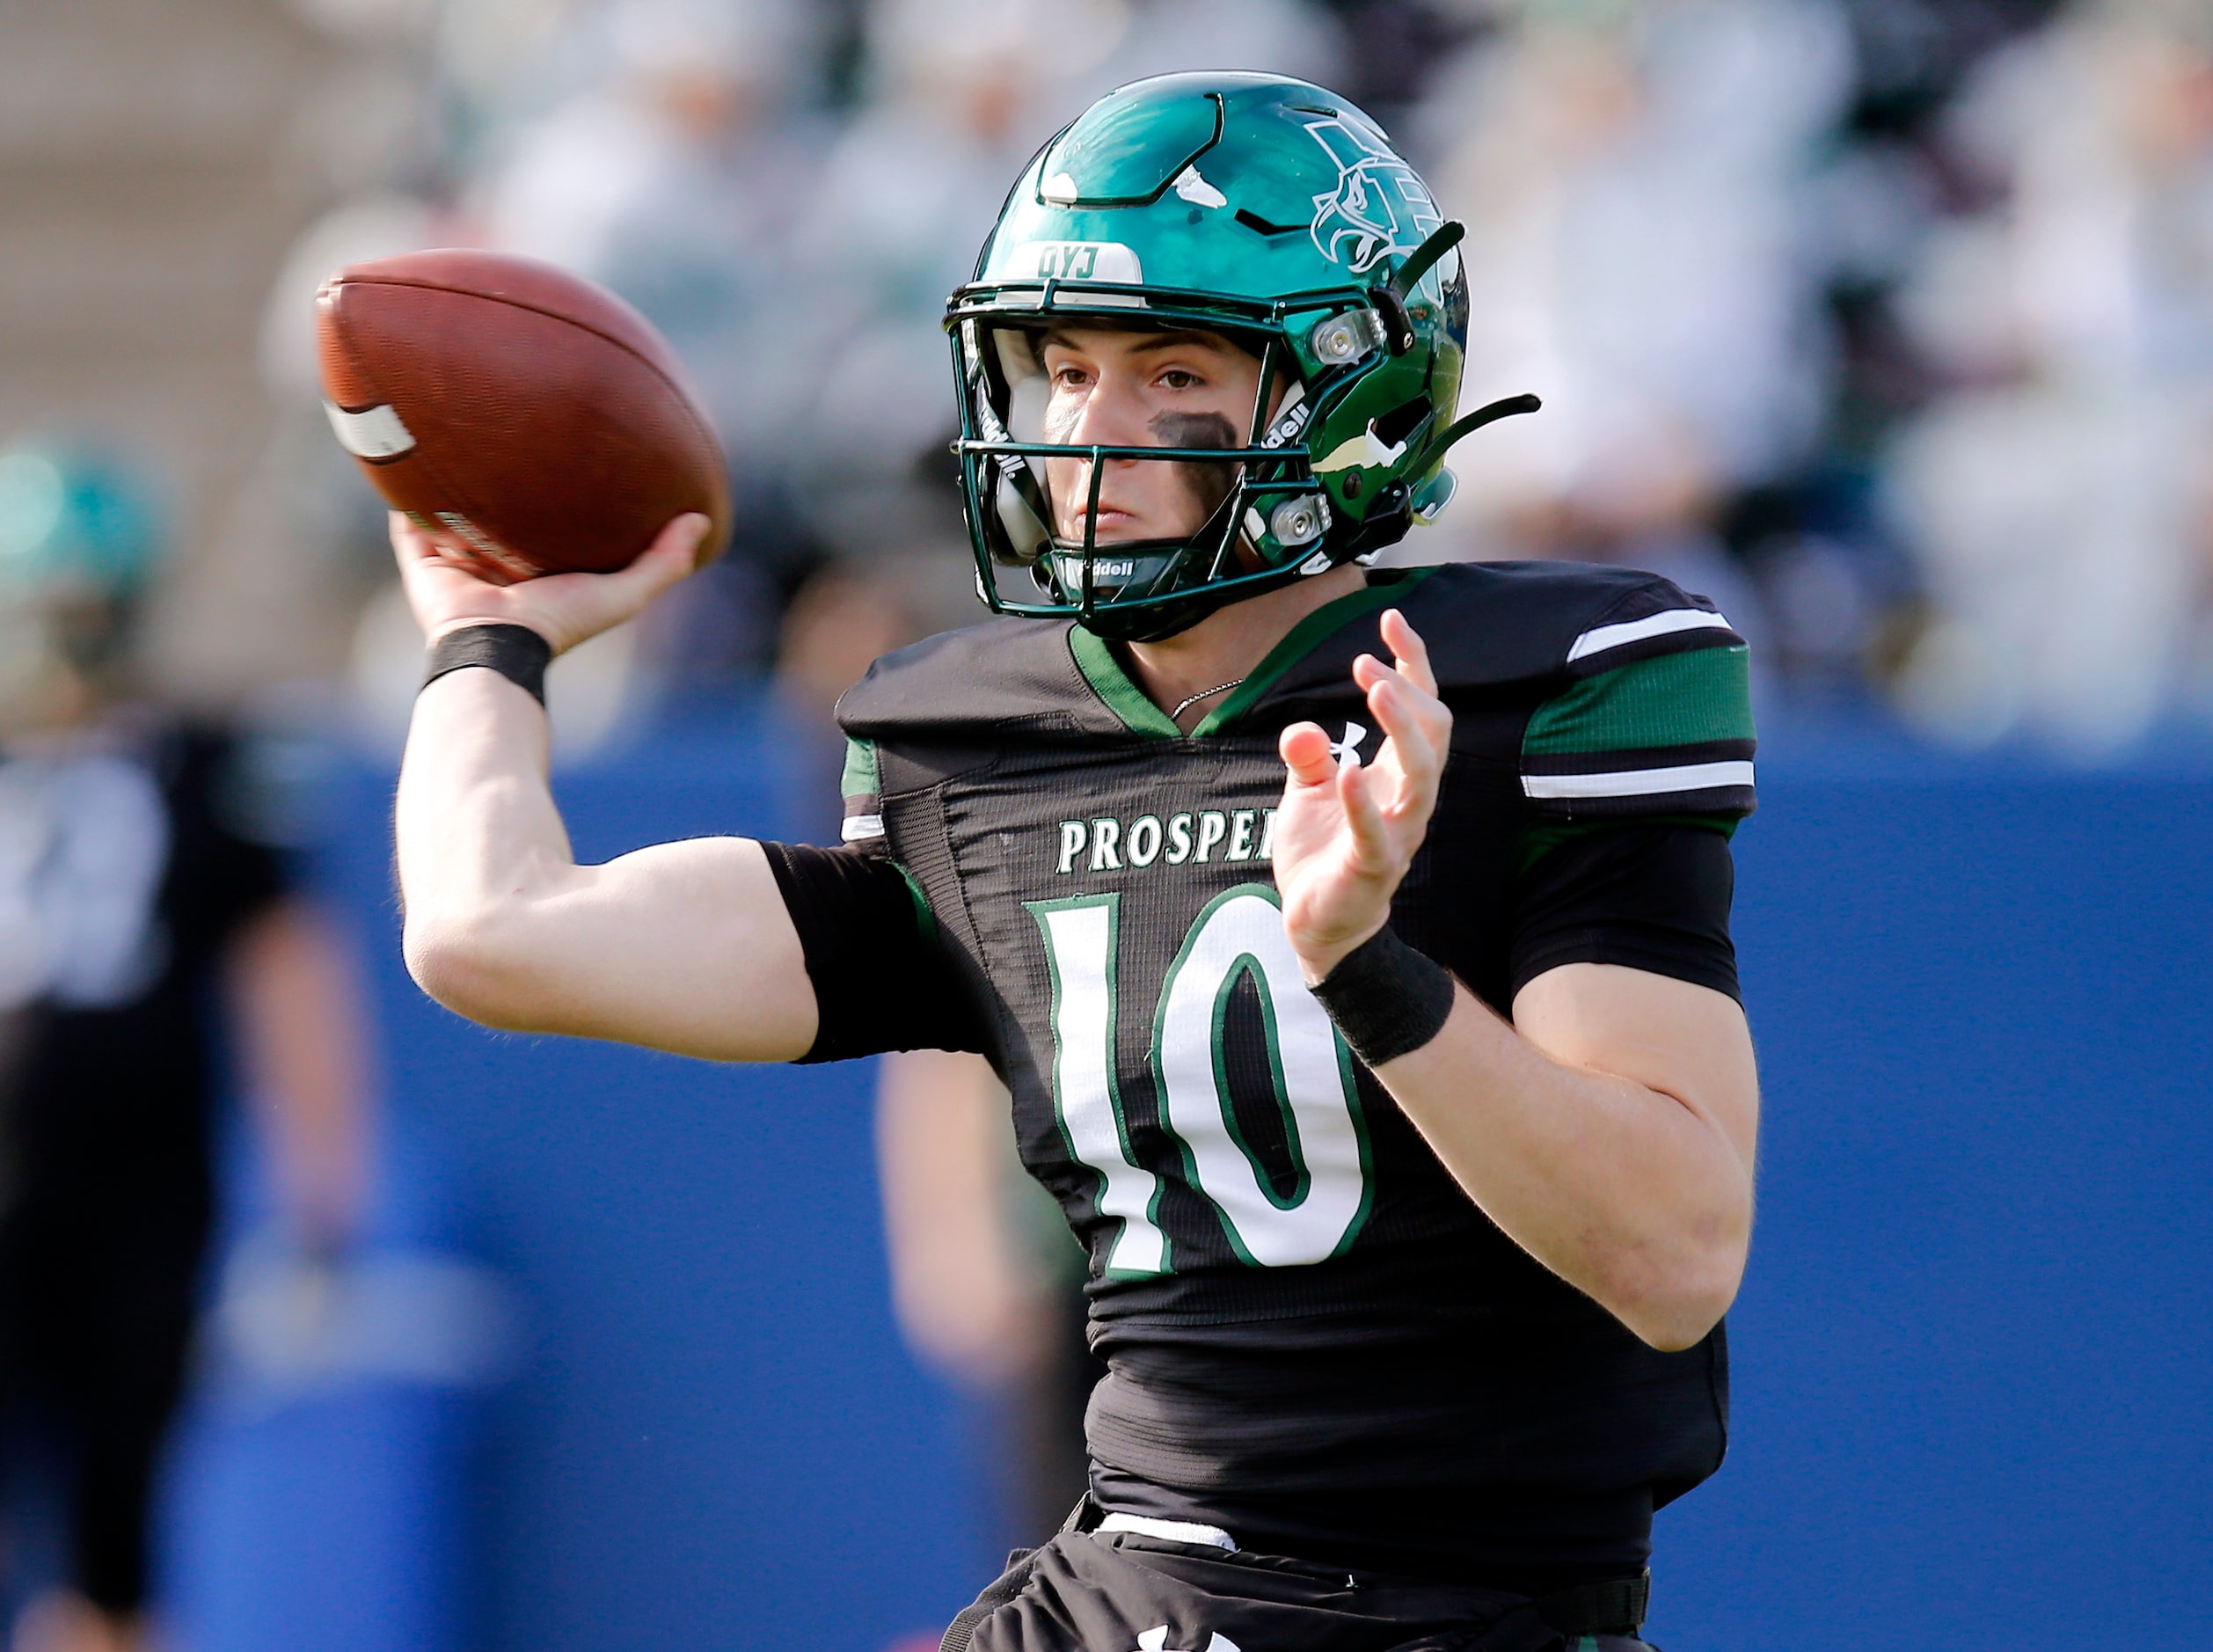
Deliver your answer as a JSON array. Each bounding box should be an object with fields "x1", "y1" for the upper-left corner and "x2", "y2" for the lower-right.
[{"x1": 1167, "y1": 678, "x2": 1245, "y2": 720}]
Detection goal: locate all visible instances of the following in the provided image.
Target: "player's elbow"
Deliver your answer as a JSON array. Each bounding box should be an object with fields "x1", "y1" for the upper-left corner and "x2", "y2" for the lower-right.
[
  {"x1": 403, "y1": 904, "x2": 541, "y2": 1031},
  {"x1": 1610, "y1": 1238, "x2": 1748, "y2": 1352}
]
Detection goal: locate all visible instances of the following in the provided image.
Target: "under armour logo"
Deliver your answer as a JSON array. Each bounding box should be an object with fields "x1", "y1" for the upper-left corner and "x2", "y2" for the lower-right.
[
  {"x1": 1330, "y1": 722, "x2": 1369, "y2": 765},
  {"x1": 1136, "y1": 1628, "x2": 1241, "y2": 1652}
]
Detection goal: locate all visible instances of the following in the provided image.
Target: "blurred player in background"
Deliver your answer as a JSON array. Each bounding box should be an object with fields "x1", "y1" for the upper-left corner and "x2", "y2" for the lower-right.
[
  {"x1": 0, "y1": 448, "x2": 369, "y2": 1652},
  {"x1": 387, "y1": 74, "x2": 1757, "y2": 1652},
  {"x1": 878, "y1": 1047, "x2": 1103, "y2": 1554}
]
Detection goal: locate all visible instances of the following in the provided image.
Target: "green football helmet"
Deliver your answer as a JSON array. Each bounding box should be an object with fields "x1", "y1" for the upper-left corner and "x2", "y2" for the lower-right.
[{"x1": 945, "y1": 71, "x2": 1537, "y2": 641}]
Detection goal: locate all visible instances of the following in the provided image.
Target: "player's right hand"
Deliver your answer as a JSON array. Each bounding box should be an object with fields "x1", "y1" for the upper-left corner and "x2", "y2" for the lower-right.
[{"x1": 391, "y1": 510, "x2": 707, "y2": 656}]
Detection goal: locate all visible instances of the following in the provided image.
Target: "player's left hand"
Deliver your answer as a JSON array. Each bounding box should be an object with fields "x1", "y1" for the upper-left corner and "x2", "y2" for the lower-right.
[{"x1": 1273, "y1": 609, "x2": 1450, "y2": 983}]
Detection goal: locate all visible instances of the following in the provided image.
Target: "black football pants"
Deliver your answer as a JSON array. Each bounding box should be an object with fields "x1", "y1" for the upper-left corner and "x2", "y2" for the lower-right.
[
  {"x1": 0, "y1": 1181, "x2": 207, "y2": 1615},
  {"x1": 944, "y1": 1529, "x2": 1661, "y2": 1652}
]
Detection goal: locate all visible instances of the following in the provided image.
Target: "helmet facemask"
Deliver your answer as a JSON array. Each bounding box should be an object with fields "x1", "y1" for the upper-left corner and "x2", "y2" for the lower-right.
[{"x1": 957, "y1": 311, "x2": 1335, "y2": 642}]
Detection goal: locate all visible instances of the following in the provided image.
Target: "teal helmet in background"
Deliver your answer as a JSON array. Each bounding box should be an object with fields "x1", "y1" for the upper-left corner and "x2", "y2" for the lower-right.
[
  {"x1": 0, "y1": 445, "x2": 164, "y2": 603},
  {"x1": 946, "y1": 70, "x2": 1537, "y2": 641}
]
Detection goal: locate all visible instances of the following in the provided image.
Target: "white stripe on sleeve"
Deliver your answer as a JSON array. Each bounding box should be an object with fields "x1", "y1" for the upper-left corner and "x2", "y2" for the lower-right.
[
  {"x1": 1096, "y1": 1513, "x2": 1238, "y2": 1551},
  {"x1": 841, "y1": 814, "x2": 885, "y2": 841},
  {"x1": 1522, "y1": 760, "x2": 1755, "y2": 800},
  {"x1": 1566, "y1": 608, "x2": 1735, "y2": 664}
]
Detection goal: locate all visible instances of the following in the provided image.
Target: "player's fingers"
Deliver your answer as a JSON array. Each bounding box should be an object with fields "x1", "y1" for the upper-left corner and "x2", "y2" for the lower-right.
[
  {"x1": 1337, "y1": 750, "x2": 1391, "y2": 870},
  {"x1": 1369, "y1": 669, "x2": 1452, "y2": 793},
  {"x1": 658, "y1": 511, "x2": 714, "y2": 565},
  {"x1": 1280, "y1": 721, "x2": 1337, "y2": 787},
  {"x1": 389, "y1": 510, "x2": 435, "y2": 567},
  {"x1": 1355, "y1": 650, "x2": 1450, "y2": 740},
  {"x1": 1367, "y1": 676, "x2": 1440, "y2": 798},
  {"x1": 1379, "y1": 610, "x2": 1438, "y2": 699},
  {"x1": 597, "y1": 515, "x2": 709, "y2": 606}
]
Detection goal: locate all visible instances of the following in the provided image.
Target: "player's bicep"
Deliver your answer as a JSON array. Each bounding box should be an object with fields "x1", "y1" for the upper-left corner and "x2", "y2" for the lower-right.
[
  {"x1": 490, "y1": 836, "x2": 819, "y2": 1062},
  {"x1": 1511, "y1": 963, "x2": 1757, "y2": 1173},
  {"x1": 1505, "y1": 820, "x2": 1757, "y2": 1165}
]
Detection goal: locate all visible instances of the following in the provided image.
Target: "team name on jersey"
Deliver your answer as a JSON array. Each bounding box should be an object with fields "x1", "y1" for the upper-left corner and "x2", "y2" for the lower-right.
[{"x1": 1056, "y1": 808, "x2": 1277, "y2": 874}]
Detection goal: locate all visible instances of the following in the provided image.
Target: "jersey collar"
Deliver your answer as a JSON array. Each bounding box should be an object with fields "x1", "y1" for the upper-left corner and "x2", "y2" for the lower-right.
[{"x1": 1066, "y1": 567, "x2": 1439, "y2": 739}]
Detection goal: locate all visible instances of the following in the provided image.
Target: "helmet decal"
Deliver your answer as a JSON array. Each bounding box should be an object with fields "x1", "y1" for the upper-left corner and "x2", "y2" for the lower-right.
[
  {"x1": 1304, "y1": 115, "x2": 1442, "y2": 274},
  {"x1": 1012, "y1": 241, "x2": 1144, "y2": 283}
]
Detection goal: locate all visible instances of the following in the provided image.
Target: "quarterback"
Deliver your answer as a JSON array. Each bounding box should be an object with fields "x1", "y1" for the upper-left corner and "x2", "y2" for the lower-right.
[{"x1": 394, "y1": 75, "x2": 1758, "y2": 1652}]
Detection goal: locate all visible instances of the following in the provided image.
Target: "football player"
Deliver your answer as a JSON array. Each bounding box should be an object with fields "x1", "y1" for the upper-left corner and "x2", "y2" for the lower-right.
[{"x1": 392, "y1": 74, "x2": 1759, "y2": 1652}]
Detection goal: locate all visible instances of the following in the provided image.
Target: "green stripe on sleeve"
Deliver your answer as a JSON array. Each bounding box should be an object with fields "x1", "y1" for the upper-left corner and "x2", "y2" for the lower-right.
[
  {"x1": 1524, "y1": 645, "x2": 1753, "y2": 756},
  {"x1": 841, "y1": 735, "x2": 881, "y2": 800}
]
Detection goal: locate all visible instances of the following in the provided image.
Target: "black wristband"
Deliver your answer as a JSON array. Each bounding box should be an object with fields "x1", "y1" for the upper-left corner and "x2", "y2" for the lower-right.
[
  {"x1": 423, "y1": 623, "x2": 551, "y2": 705},
  {"x1": 1309, "y1": 927, "x2": 1457, "y2": 1067}
]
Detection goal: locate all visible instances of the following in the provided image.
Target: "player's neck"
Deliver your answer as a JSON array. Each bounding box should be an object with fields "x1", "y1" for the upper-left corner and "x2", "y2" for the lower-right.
[{"x1": 1121, "y1": 563, "x2": 1369, "y2": 732}]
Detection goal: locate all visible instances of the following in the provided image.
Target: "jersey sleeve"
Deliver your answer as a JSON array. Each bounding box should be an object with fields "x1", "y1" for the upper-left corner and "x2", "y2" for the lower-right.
[
  {"x1": 1519, "y1": 593, "x2": 1756, "y2": 821},
  {"x1": 1510, "y1": 593, "x2": 1751, "y2": 1000},
  {"x1": 1508, "y1": 822, "x2": 1740, "y2": 1002},
  {"x1": 758, "y1": 841, "x2": 990, "y2": 1063},
  {"x1": 838, "y1": 736, "x2": 886, "y2": 849}
]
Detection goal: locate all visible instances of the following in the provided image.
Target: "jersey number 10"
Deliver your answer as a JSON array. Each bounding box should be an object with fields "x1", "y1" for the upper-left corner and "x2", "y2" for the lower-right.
[{"x1": 1028, "y1": 884, "x2": 1375, "y2": 1275}]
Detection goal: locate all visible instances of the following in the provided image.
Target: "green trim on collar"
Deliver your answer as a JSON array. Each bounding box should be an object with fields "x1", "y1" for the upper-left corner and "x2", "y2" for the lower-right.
[
  {"x1": 1067, "y1": 625, "x2": 1187, "y2": 739},
  {"x1": 1065, "y1": 567, "x2": 1437, "y2": 741},
  {"x1": 1194, "y1": 567, "x2": 1436, "y2": 736}
]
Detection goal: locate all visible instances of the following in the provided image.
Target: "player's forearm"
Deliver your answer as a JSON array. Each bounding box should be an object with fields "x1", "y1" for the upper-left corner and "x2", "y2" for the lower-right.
[
  {"x1": 396, "y1": 668, "x2": 588, "y2": 1015},
  {"x1": 395, "y1": 668, "x2": 819, "y2": 1059},
  {"x1": 1376, "y1": 990, "x2": 1754, "y2": 1350}
]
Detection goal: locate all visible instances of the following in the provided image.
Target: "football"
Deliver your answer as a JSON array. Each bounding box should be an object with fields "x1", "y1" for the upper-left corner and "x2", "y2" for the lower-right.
[{"x1": 316, "y1": 248, "x2": 732, "y2": 582}]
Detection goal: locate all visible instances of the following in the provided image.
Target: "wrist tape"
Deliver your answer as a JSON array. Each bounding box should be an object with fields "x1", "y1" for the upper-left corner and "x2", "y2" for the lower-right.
[
  {"x1": 1310, "y1": 927, "x2": 1457, "y2": 1067},
  {"x1": 423, "y1": 623, "x2": 551, "y2": 705}
]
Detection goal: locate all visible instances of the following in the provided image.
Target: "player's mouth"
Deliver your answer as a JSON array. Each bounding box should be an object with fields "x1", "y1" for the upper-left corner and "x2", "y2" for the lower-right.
[{"x1": 1068, "y1": 503, "x2": 1145, "y2": 541}]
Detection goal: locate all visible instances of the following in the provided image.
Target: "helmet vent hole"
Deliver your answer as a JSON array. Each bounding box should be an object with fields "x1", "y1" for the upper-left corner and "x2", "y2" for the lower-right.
[
  {"x1": 1235, "y1": 208, "x2": 1304, "y2": 237},
  {"x1": 1373, "y1": 397, "x2": 1433, "y2": 450}
]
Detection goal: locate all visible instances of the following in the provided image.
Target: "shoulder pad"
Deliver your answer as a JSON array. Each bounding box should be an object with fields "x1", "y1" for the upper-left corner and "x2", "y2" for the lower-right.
[
  {"x1": 835, "y1": 615, "x2": 1126, "y2": 745},
  {"x1": 1508, "y1": 566, "x2": 1757, "y2": 822},
  {"x1": 1252, "y1": 560, "x2": 1739, "y2": 714}
]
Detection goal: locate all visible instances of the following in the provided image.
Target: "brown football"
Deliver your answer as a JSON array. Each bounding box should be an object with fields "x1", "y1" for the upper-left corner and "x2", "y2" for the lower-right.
[{"x1": 316, "y1": 248, "x2": 731, "y2": 583}]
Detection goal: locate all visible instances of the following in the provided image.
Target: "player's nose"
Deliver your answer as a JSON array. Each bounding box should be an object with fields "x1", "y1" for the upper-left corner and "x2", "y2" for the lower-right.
[{"x1": 1064, "y1": 367, "x2": 1150, "y2": 449}]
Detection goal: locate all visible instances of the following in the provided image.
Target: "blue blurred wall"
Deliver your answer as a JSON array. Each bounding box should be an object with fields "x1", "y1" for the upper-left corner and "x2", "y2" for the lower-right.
[
  {"x1": 173, "y1": 719, "x2": 2213, "y2": 1651},
  {"x1": 1652, "y1": 761, "x2": 2213, "y2": 1647}
]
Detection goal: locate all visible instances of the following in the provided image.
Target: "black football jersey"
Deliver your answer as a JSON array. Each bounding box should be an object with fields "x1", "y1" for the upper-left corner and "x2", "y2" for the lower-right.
[{"x1": 807, "y1": 561, "x2": 1755, "y2": 1588}]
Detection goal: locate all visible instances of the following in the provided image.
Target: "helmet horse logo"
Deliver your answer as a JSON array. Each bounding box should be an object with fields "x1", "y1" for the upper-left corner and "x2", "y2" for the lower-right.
[{"x1": 1304, "y1": 116, "x2": 1441, "y2": 274}]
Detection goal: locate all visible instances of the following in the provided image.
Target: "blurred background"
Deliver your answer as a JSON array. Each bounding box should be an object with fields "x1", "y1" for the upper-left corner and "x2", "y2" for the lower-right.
[{"x1": 0, "y1": 0, "x2": 2208, "y2": 1648}]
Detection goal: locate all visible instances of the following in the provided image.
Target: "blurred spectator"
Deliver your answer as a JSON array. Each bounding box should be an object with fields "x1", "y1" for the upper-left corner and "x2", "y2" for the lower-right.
[
  {"x1": 0, "y1": 446, "x2": 372, "y2": 1652},
  {"x1": 770, "y1": 559, "x2": 931, "y2": 842},
  {"x1": 1882, "y1": 0, "x2": 2213, "y2": 753},
  {"x1": 1405, "y1": 0, "x2": 1859, "y2": 675},
  {"x1": 875, "y1": 1049, "x2": 1101, "y2": 1554},
  {"x1": 469, "y1": 0, "x2": 835, "y2": 693},
  {"x1": 1309, "y1": 0, "x2": 1486, "y2": 144},
  {"x1": 788, "y1": 0, "x2": 1345, "y2": 563}
]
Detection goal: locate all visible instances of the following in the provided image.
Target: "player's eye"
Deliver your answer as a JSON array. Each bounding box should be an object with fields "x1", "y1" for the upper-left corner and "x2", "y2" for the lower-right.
[
  {"x1": 1051, "y1": 364, "x2": 1092, "y2": 389},
  {"x1": 1158, "y1": 369, "x2": 1202, "y2": 390}
]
